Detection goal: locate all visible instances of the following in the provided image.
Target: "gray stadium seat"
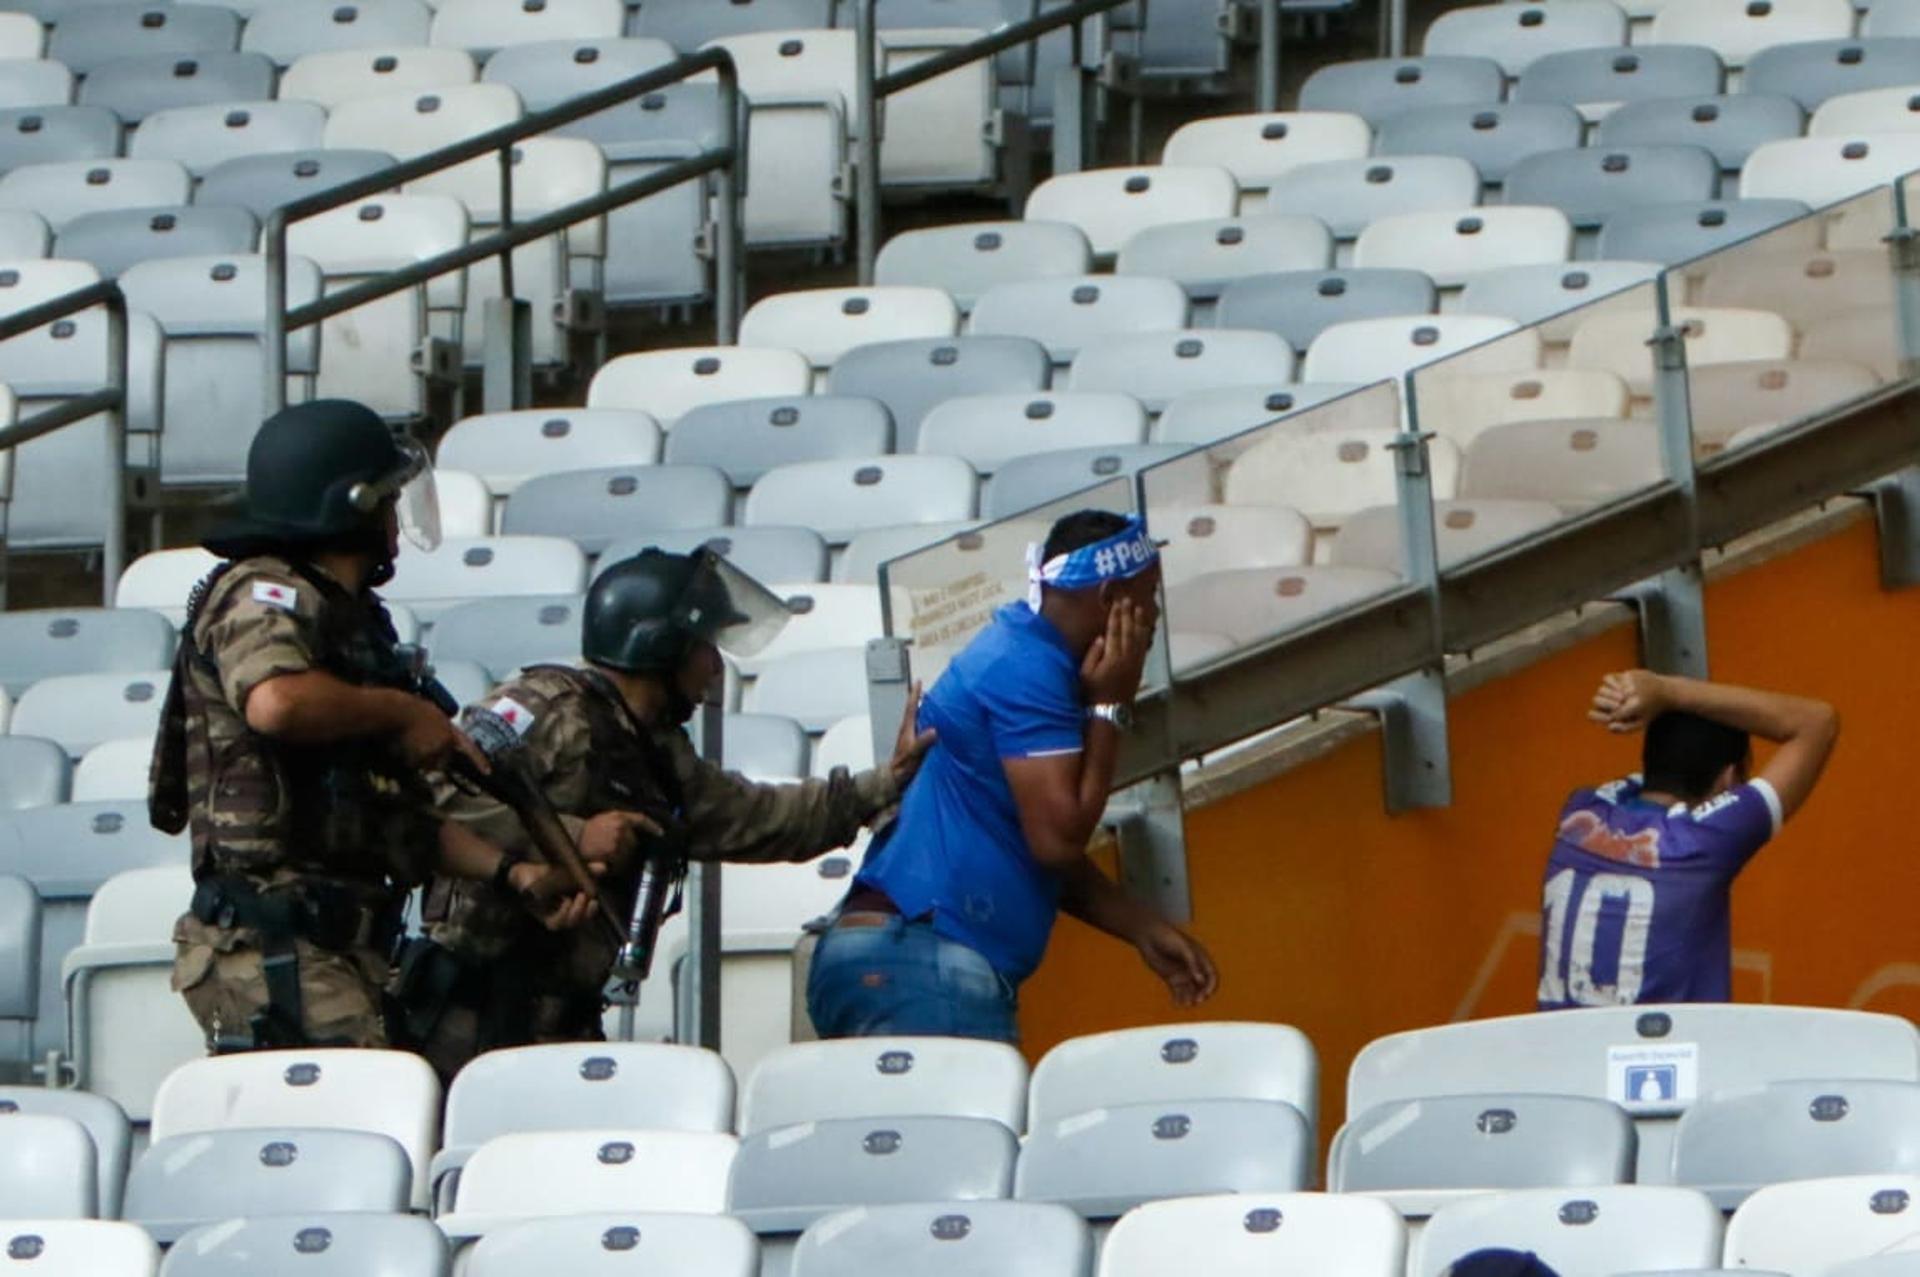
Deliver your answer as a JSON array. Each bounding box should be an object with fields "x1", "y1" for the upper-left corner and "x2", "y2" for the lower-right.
[
  {"x1": 428, "y1": 595, "x2": 583, "y2": 680},
  {"x1": 1331, "y1": 1094, "x2": 1636, "y2": 1215},
  {"x1": 1505, "y1": 145, "x2": 1720, "y2": 230},
  {"x1": 499, "y1": 463, "x2": 733, "y2": 555},
  {"x1": 1414, "y1": 1186, "x2": 1723, "y2": 1277},
  {"x1": 1027, "y1": 1022, "x2": 1318, "y2": 1133},
  {"x1": 599, "y1": 526, "x2": 830, "y2": 586},
  {"x1": 465, "y1": 1213, "x2": 757, "y2": 1277},
  {"x1": 117, "y1": 253, "x2": 324, "y2": 487},
  {"x1": 436, "y1": 1043, "x2": 734, "y2": 1208},
  {"x1": 1068, "y1": 329, "x2": 1296, "y2": 410},
  {"x1": 48, "y1": 5, "x2": 239, "y2": 78},
  {"x1": 1746, "y1": 36, "x2": 1920, "y2": 110},
  {"x1": 125, "y1": 1129, "x2": 413, "y2": 1244},
  {"x1": 1160, "y1": 110, "x2": 1373, "y2": 199},
  {"x1": 196, "y1": 149, "x2": 399, "y2": 220},
  {"x1": 78, "y1": 53, "x2": 278, "y2": 125},
  {"x1": 482, "y1": 36, "x2": 678, "y2": 116},
  {"x1": 1102, "y1": 1192, "x2": 1406, "y2": 1277},
  {"x1": 708, "y1": 712, "x2": 811, "y2": 777},
  {"x1": 1672, "y1": 1079, "x2": 1920, "y2": 1209},
  {"x1": 0, "y1": 158, "x2": 190, "y2": 231},
  {"x1": 837, "y1": 520, "x2": 978, "y2": 585},
  {"x1": 0, "y1": 105, "x2": 118, "y2": 174},
  {"x1": 1264, "y1": 155, "x2": 1482, "y2": 241},
  {"x1": 242, "y1": 0, "x2": 434, "y2": 64},
  {"x1": 1375, "y1": 102, "x2": 1585, "y2": 187},
  {"x1": 437, "y1": 408, "x2": 663, "y2": 497},
  {"x1": 55, "y1": 206, "x2": 257, "y2": 278},
  {"x1": 744, "y1": 455, "x2": 978, "y2": 545},
  {"x1": 0, "y1": 1113, "x2": 96, "y2": 1217},
  {"x1": 743, "y1": 646, "x2": 871, "y2": 732},
  {"x1": 876, "y1": 220, "x2": 1093, "y2": 310},
  {"x1": 161, "y1": 1214, "x2": 449, "y2": 1277},
  {"x1": 917, "y1": 391, "x2": 1148, "y2": 474},
  {"x1": 1299, "y1": 56, "x2": 1507, "y2": 128},
  {"x1": 1155, "y1": 382, "x2": 1365, "y2": 446},
  {"x1": 0, "y1": 606, "x2": 174, "y2": 695},
  {"x1": 1596, "y1": 95, "x2": 1806, "y2": 172},
  {"x1": 0, "y1": 876, "x2": 39, "y2": 1070},
  {"x1": 1598, "y1": 198, "x2": 1814, "y2": 263},
  {"x1": 0, "y1": 736, "x2": 69, "y2": 809},
  {"x1": 665, "y1": 395, "x2": 894, "y2": 487},
  {"x1": 1015, "y1": 1098, "x2": 1313, "y2": 1220},
  {"x1": 0, "y1": 1085, "x2": 133, "y2": 1216},
  {"x1": 1217, "y1": 268, "x2": 1436, "y2": 353},
  {"x1": 728, "y1": 1116, "x2": 1018, "y2": 1269},
  {"x1": 827, "y1": 335, "x2": 1048, "y2": 453},
  {"x1": 792, "y1": 1201, "x2": 1090, "y2": 1277},
  {"x1": 130, "y1": 101, "x2": 327, "y2": 177},
  {"x1": 0, "y1": 1220, "x2": 158, "y2": 1276},
  {"x1": 1351, "y1": 1005, "x2": 1920, "y2": 1185},
  {"x1": 0, "y1": 58, "x2": 70, "y2": 111},
  {"x1": 1514, "y1": 45, "x2": 1724, "y2": 111},
  {"x1": 984, "y1": 444, "x2": 1190, "y2": 518},
  {"x1": 1422, "y1": 0, "x2": 1628, "y2": 78},
  {"x1": 0, "y1": 800, "x2": 186, "y2": 1065},
  {"x1": 11, "y1": 671, "x2": 167, "y2": 756},
  {"x1": 630, "y1": 0, "x2": 833, "y2": 47},
  {"x1": 0, "y1": 205, "x2": 47, "y2": 255},
  {"x1": 738, "y1": 1036, "x2": 1028, "y2": 1136},
  {"x1": 1115, "y1": 215, "x2": 1335, "y2": 303},
  {"x1": 970, "y1": 275, "x2": 1190, "y2": 363},
  {"x1": 1458, "y1": 261, "x2": 1662, "y2": 328}
]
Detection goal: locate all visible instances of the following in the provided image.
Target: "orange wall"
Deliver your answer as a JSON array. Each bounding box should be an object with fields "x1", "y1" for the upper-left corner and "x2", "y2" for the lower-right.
[{"x1": 1019, "y1": 516, "x2": 1920, "y2": 1145}]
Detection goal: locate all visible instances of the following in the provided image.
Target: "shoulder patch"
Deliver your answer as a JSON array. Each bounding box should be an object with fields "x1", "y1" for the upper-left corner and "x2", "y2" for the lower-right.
[
  {"x1": 251, "y1": 580, "x2": 299, "y2": 610},
  {"x1": 490, "y1": 696, "x2": 537, "y2": 737}
]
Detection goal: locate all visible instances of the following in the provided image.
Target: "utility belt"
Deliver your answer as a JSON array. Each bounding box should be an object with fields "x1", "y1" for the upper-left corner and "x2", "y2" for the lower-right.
[
  {"x1": 191, "y1": 875, "x2": 405, "y2": 957},
  {"x1": 190, "y1": 874, "x2": 405, "y2": 1055}
]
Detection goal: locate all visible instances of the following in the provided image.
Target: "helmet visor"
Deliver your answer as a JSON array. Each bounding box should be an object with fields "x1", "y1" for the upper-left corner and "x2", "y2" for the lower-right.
[
  {"x1": 675, "y1": 548, "x2": 791, "y2": 659},
  {"x1": 350, "y1": 437, "x2": 439, "y2": 553}
]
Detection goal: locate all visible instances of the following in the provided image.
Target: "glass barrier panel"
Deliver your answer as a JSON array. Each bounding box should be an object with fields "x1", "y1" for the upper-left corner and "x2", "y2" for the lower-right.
[
  {"x1": 1666, "y1": 184, "x2": 1902, "y2": 459},
  {"x1": 879, "y1": 476, "x2": 1136, "y2": 688},
  {"x1": 1138, "y1": 380, "x2": 1408, "y2": 680},
  {"x1": 1409, "y1": 279, "x2": 1667, "y2": 571}
]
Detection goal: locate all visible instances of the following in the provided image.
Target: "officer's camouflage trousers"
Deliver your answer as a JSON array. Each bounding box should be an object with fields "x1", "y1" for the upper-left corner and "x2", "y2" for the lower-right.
[{"x1": 171, "y1": 912, "x2": 391, "y2": 1049}]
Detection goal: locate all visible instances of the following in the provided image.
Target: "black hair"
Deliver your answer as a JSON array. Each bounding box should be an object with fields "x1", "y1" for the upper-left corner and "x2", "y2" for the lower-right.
[
  {"x1": 1643, "y1": 710, "x2": 1751, "y2": 801},
  {"x1": 1042, "y1": 509, "x2": 1133, "y2": 564}
]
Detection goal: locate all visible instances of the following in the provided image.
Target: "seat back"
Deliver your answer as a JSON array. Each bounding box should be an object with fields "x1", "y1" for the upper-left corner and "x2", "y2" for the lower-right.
[
  {"x1": 1028, "y1": 1022, "x2": 1319, "y2": 1135},
  {"x1": 875, "y1": 220, "x2": 1091, "y2": 309},
  {"x1": 600, "y1": 526, "x2": 829, "y2": 587},
  {"x1": 1353, "y1": 207, "x2": 1574, "y2": 288},
  {"x1": 918, "y1": 391, "x2": 1147, "y2": 474},
  {"x1": 465, "y1": 1213, "x2": 757, "y2": 1277},
  {"x1": 242, "y1": 0, "x2": 432, "y2": 63},
  {"x1": 1514, "y1": 44, "x2": 1724, "y2": 111},
  {"x1": 0, "y1": 1219, "x2": 155, "y2": 1276},
  {"x1": 739, "y1": 285, "x2": 959, "y2": 371},
  {"x1": 1162, "y1": 110, "x2": 1372, "y2": 193},
  {"x1": 131, "y1": 101, "x2": 326, "y2": 177},
  {"x1": 56, "y1": 206, "x2": 259, "y2": 278},
  {"x1": 745, "y1": 456, "x2": 976, "y2": 544},
  {"x1": 826, "y1": 334, "x2": 1048, "y2": 451},
  {"x1": 1673, "y1": 1079, "x2": 1920, "y2": 1208},
  {"x1": 500, "y1": 464, "x2": 732, "y2": 554},
  {"x1": 970, "y1": 274, "x2": 1190, "y2": 363},
  {"x1": 1414, "y1": 1186, "x2": 1722, "y2": 1277},
  {"x1": 1507, "y1": 144, "x2": 1721, "y2": 230},
  {"x1": 1023, "y1": 165, "x2": 1238, "y2": 258},
  {"x1": 740, "y1": 1037, "x2": 1028, "y2": 1136},
  {"x1": 161, "y1": 1214, "x2": 448, "y2": 1277},
  {"x1": 792, "y1": 1201, "x2": 1089, "y2": 1277},
  {"x1": 1376, "y1": 101, "x2": 1585, "y2": 186},
  {"x1": 198, "y1": 149, "x2": 399, "y2": 219},
  {"x1": 667, "y1": 395, "x2": 893, "y2": 487},
  {"x1": 587, "y1": 345, "x2": 812, "y2": 426},
  {"x1": 451, "y1": 1129, "x2": 738, "y2": 1218},
  {"x1": 323, "y1": 82, "x2": 520, "y2": 158},
  {"x1": 125, "y1": 1130, "x2": 411, "y2": 1243},
  {"x1": 0, "y1": 1113, "x2": 96, "y2": 1218},
  {"x1": 279, "y1": 48, "x2": 477, "y2": 110},
  {"x1": 1217, "y1": 268, "x2": 1436, "y2": 352},
  {"x1": 1425, "y1": 0, "x2": 1628, "y2": 77},
  {"x1": 984, "y1": 444, "x2": 1192, "y2": 520},
  {"x1": 77, "y1": 53, "x2": 276, "y2": 126},
  {"x1": 1300, "y1": 55, "x2": 1507, "y2": 127},
  {"x1": 1724, "y1": 1174, "x2": 1920, "y2": 1274},
  {"x1": 1264, "y1": 154, "x2": 1481, "y2": 241},
  {"x1": 0, "y1": 105, "x2": 117, "y2": 174},
  {"x1": 0, "y1": 158, "x2": 190, "y2": 231},
  {"x1": 1599, "y1": 93, "x2": 1806, "y2": 171},
  {"x1": 0, "y1": 607, "x2": 174, "y2": 697},
  {"x1": 1331, "y1": 1093, "x2": 1636, "y2": 1202},
  {"x1": 438, "y1": 408, "x2": 662, "y2": 496},
  {"x1": 48, "y1": 5, "x2": 238, "y2": 77},
  {"x1": 1101, "y1": 1192, "x2": 1405, "y2": 1277},
  {"x1": 430, "y1": 0, "x2": 623, "y2": 55},
  {"x1": 1118, "y1": 215, "x2": 1335, "y2": 304}
]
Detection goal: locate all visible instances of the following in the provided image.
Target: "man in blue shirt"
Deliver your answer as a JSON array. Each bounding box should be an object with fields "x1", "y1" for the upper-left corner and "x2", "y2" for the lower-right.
[
  {"x1": 1538, "y1": 670, "x2": 1838, "y2": 1009},
  {"x1": 807, "y1": 509, "x2": 1218, "y2": 1042}
]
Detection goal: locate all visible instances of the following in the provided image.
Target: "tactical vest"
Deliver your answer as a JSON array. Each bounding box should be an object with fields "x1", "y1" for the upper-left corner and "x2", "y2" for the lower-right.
[{"x1": 151, "y1": 556, "x2": 442, "y2": 892}]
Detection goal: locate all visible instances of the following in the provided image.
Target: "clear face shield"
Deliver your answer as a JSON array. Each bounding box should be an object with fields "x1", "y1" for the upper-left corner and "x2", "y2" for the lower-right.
[
  {"x1": 674, "y1": 548, "x2": 793, "y2": 660},
  {"x1": 348, "y1": 437, "x2": 440, "y2": 553}
]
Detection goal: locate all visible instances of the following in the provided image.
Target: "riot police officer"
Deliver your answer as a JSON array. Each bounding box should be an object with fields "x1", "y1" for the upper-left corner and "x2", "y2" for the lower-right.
[
  {"x1": 152, "y1": 400, "x2": 584, "y2": 1053},
  {"x1": 402, "y1": 547, "x2": 935, "y2": 1080}
]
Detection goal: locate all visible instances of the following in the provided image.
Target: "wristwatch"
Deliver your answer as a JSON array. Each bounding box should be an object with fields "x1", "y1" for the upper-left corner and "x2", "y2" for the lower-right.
[{"x1": 1087, "y1": 702, "x2": 1134, "y2": 731}]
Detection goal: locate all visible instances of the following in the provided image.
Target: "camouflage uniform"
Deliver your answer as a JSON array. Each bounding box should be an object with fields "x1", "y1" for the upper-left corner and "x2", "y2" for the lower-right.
[
  {"x1": 412, "y1": 663, "x2": 896, "y2": 1078},
  {"x1": 155, "y1": 555, "x2": 439, "y2": 1051}
]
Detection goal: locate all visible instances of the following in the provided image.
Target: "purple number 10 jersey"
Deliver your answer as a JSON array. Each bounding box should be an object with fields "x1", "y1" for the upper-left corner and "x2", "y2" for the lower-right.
[{"x1": 1537, "y1": 775, "x2": 1782, "y2": 1010}]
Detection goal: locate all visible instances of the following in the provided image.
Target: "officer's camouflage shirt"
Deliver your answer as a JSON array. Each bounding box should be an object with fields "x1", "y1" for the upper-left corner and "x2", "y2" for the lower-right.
[{"x1": 430, "y1": 664, "x2": 898, "y2": 978}]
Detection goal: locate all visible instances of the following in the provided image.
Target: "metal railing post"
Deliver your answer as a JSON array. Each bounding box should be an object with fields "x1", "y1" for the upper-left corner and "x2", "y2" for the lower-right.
[
  {"x1": 1637, "y1": 271, "x2": 1710, "y2": 677},
  {"x1": 855, "y1": 0, "x2": 883, "y2": 286},
  {"x1": 263, "y1": 211, "x2": 289, "y2": 417},
  {"x1": 1257, "y1": 0, "x2": 1281, "y2": 113},
  {"x1": 1387, "y1": 0, "x2": 1407, "y2": 56},
  {"x1": 496, "y1": 143, "x2": 517, "y2": 301},
  {"x1": 714, "y1": 63, "x2": 746, "y2": 343},
  {"x1": 102, "y1": 293, "x2": 127, "y2": 605}
]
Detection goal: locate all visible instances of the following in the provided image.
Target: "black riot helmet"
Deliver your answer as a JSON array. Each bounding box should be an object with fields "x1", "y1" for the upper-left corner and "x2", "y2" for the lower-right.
[
  {"x1": 203, "y1": 399, "x2": 439, "y2": 577},
  {"x1": 584, "y1": 547, "x2": 790, "y2": 676}
]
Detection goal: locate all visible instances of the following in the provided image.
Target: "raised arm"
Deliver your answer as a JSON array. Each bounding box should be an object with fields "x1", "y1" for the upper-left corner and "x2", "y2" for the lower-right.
[{"x1": 1591, "y1": 671, "x2": 1840, "y2": 819}]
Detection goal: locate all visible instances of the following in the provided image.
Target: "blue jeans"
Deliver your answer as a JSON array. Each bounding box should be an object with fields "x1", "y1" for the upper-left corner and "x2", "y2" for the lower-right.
[{"x1": 806, "y1": 915, "x2": 1020, "y2": 1044}]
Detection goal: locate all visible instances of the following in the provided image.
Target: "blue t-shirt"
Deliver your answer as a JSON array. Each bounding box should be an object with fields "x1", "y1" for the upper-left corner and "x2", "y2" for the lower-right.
[
  {"x1": 1536, "y1": 775, "x2": 1781, "y2": 1010},
  {"x1": 856, "y1": 602, "x2": 1085, "y2": 983}
]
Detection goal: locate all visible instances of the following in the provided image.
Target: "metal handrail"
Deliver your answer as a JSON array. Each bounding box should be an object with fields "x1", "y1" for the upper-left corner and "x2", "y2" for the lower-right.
[
  {"x1": 0, "y1": 279, "x2": 130, "y2": 606},
  {"x1": 262, "y1": 48, "x2": 748, "y2": 413},
  {"x1": 853, "y1": 0, "x2": 1302, "y2": 282}
]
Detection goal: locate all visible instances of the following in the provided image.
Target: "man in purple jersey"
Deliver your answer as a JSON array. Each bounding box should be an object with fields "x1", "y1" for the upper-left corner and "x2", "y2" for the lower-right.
[{"x1": 1537, "y1": 670, "x2": 1838, "y2": 1010}]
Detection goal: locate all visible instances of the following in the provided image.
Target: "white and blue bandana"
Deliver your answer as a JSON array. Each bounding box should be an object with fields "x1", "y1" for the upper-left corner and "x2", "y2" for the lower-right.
[{"x1": 1025, "y1": 514, "x2": 1161, "y2": 608}]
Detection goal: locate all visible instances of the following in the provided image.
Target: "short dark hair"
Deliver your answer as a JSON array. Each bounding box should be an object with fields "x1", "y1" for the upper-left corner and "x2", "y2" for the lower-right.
[
  {"x1": 1042, "y1": 509, "x2": 1133, "y2": 564},
  {"x1": 1643, "y1": 710, "x2": 1751, "y2": 800}
]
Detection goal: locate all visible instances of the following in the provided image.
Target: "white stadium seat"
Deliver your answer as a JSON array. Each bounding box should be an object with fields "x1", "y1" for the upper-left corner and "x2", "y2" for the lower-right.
[
  {"x1": 1161, "y1": 111, "x2": 1373, "y2": 197},
  {"x1": 1025, "y1": 165, "x2": 1239, "y2": 259},
  {"x1": 279, "y1": 47, "x2": 478, "y2": 110},
  {"x1": 587, "y1": 346, "x2": 813, "y2": 427},
  {"x1": 739, "y1": 286, "x2": 960, "y2": 371},
  {"x1": 1101, "y1": 1192, "x2": 1405, "y2": 1277}
]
